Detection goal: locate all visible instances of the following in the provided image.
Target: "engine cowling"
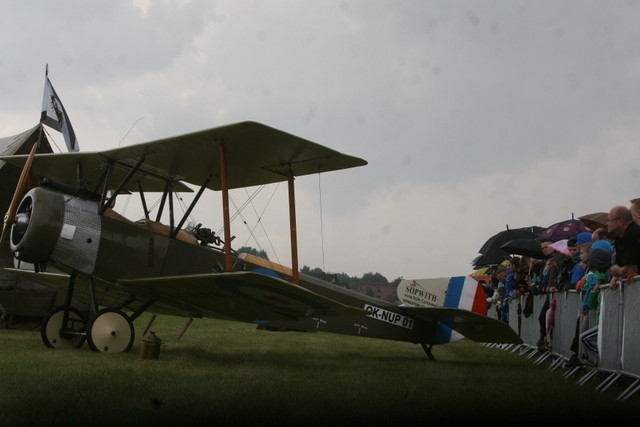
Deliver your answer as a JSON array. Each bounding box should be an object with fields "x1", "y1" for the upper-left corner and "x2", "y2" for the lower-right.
[
  {"x1": 11, "y1": 187, "x2": 102, "y2": 275},
  {"x1": 11, "y1": 187, "x2": 65, "y2": 264}
]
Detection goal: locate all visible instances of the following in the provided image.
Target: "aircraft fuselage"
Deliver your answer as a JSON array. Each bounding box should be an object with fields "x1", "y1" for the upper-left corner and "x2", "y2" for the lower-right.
[{"x1": 11, "y1": 186, "x2": 227, "y2": 281}]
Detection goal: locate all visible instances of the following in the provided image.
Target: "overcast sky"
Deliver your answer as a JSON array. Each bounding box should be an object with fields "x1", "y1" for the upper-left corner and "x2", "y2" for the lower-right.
[{"x1": 1, "y1": 1, "x2": 639, "y2": 281}]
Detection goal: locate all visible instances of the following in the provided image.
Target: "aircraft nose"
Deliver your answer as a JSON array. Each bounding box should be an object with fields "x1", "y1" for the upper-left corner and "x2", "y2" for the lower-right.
[
  {"x1": 14, "y1": 211, "x2": 30, "y2": 235},
  {"x1": 10, "y1": 187, "x2": 65, "y2": 264},
  {"x1": 11, "y1": 195, "x2": 33, "y2": 247}
]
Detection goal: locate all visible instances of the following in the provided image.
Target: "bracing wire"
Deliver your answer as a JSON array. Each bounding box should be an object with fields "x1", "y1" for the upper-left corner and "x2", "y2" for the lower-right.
[
  {"x1": 118, "y1": 117, "x2": 145, "y2": 147},
  {"x1": 228, "y1": 183, "x2": 283, "y2": 266},
  {"x1": 118, "y1": 192, "x2": 161, "y2": 222},
  {"x1": 318, "y1": 172, "x2": 325, "y2": 271},
  {"x1": 175, "y1": 192, "x2": 193, "y2": 225},
  {"x1": 121, "y1": 192, "x2": 131, "y2": 215},
  {"x1": 245, "y1": 183, "x2": 283, "y2": 265},
  {"x1": 41, "y1": 127, "x2": 62, "y2": 153},
  {"x1": 229, "y1": 195, "x2": 265, "y2": 251},
  {"x1": 223, "y1": 185, "x2": 265, "y2": 230},
  {"x1": 145, "y1": 197, "x2": 161, "y2": 219}
]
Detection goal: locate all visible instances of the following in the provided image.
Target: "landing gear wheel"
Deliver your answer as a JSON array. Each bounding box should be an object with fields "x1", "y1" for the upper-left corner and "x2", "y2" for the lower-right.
[
  {"x1": 41, "y1": 306, "x2": 87, "y2": 349},
  {"x1": 87, "y1": 308, "x2": 135, "y2": 353}
]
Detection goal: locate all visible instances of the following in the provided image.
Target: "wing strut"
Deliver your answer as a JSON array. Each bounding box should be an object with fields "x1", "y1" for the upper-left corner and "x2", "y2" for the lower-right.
[
  {"x1": 98, "y1": 161, "x2": 114, "y2": 208},
  {"x1": 172, "y1": 175, "x2": 211, "y2": 238},
  {"x1": 288, "y1": 169, "x2": 300, "y2": 284},
  {"x1": 98, "y1": 155, "x2": 146, "y2": 215},
  {"x1": 168, "y1": 181, "x2": 174, "y2": 232},
  {"x1": 219, "y1": 140, "x2": 233, "y2": 271},
  {"x1": 138, "y1": 182, "x2": 150, "y2": 220},
  {"x1": 156, "y1": 181, "x2": 169, "y2": 222}
]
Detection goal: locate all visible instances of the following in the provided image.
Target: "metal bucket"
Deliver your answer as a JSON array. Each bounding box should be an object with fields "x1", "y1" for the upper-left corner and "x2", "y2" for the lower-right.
[{"x1": 140, "y1": 331, "x2": 161, "y2": 360}]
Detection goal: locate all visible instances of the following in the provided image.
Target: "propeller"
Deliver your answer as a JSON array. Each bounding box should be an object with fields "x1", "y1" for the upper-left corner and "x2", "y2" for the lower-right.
[{"x1": 1, "y1": 142, "x2": 38, "y2": 244}]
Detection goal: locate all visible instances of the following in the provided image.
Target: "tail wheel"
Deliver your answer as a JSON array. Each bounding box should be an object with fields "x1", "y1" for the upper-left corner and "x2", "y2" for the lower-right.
[
  {"x1": 87, "y1": 308, "x2": 135, "y2": 353},
  {"x1": 41, "y1": 306, "x2": 87, "y2": 349}
]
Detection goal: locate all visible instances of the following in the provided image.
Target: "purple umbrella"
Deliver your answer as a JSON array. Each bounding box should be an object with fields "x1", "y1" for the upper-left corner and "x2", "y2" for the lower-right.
[{"x1": 539, "y1": 219, "x2": 590, "y2": 243}]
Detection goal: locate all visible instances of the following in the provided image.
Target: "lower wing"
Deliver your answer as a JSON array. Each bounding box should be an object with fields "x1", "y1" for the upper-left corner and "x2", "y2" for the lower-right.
[{"x1": 6, "y1": 269, "x2": 363, "y2": 323}]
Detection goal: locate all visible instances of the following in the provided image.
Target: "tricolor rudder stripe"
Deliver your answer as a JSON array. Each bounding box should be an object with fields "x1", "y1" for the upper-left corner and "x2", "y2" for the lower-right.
[{"x1": 444, "y1": 276, "x2": 487, "y2": 315}]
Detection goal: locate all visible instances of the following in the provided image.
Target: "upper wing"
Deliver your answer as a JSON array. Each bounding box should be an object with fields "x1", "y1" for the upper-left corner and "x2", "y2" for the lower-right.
[
  {"x1": 400, "y1": 306, "x2": 522, "y2": 344},
  {"x1": 0, "y1": 121, "x2": 367, "y2": 193}
]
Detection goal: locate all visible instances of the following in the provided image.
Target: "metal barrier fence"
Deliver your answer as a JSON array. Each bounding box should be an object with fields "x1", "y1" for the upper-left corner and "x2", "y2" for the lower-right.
[{"x1": 486, "y1": 277, "x2": 640, "y2": 402}]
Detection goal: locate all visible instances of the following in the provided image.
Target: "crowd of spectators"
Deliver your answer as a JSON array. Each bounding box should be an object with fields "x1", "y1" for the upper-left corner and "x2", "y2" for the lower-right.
[{"x1": 484, "y1": 199, "x2": 640, "y2": 368}]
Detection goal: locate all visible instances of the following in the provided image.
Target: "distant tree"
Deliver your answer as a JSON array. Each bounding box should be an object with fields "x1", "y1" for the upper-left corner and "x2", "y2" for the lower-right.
[
  {"x1": 300, "y1": 267, "x2": 361, "y2": 290},
  {"x1": 237, "y1": 246, "x2": 269, "y2": 260},
  {"x1": 235, "y1": 254, "x2": 393, "y2": 292},
  {"x1": 299, "y1": 266, "x2": 397, "y2": 291},
  {"x1": 336, "y1": 273, "x2": 356, "y2": 289},
  {"x1": 348, "y1": 275, "x2": 362, "y2": 290},
  {"x1": 334, "y1": 272, "x2": 350, "y2": 283},
  {"x1": 361, "y1": 272, "x2": 388, "y2": 284},
  {"x1": 391, "y1": 276, "x2": 403, "y2": 286},
  {"x1": 301, "y1": 266, "x2": 333, "y2": 282}
]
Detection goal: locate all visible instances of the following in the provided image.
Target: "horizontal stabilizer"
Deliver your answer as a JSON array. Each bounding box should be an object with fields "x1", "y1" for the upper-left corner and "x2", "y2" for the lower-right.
[{"x1": 400, "y1": 306, "x2": 522, "y2": 344}]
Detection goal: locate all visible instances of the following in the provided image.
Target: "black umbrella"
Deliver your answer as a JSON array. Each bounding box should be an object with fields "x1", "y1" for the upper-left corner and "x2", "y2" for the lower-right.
[
  {"x1": 474, "y1": 226, "x2": 541, "y2": 267},
  {"x1": 471, "y1": 254, "x2": 495, "y2": 269},
  {"x1": 500, "y1": 237, "x2": 548, "y2": 260}
]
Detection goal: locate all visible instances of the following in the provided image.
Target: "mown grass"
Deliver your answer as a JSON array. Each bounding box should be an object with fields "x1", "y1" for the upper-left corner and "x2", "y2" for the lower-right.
[{"x1": 1, "y1": 313, "x2": 638, "y2": 426}]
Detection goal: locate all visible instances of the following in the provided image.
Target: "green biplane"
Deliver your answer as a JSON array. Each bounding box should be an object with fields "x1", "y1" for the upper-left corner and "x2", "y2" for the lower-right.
[{"x1": 1, "y1": 121, "x2": 521, "y2": 357}]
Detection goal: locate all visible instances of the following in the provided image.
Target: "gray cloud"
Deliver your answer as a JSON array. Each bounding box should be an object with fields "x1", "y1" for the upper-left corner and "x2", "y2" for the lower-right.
[{"x1": 1, "y1": 0, "x2": 639, "y2": 279}]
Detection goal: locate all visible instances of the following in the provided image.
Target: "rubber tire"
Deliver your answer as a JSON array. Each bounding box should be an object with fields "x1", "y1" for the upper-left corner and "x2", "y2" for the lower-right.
[
  {"x1": 41, "y1": 305, "x2": 86, "y2": 349},
  {"x1": 86, "y1": 307, "x2": 135, "y2": 353}
]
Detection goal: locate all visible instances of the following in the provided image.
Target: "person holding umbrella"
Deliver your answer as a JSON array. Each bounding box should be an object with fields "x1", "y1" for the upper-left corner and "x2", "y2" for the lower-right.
[
  {"x1": 563, "y1": 234, "x2": 591, "y2": 368},
  {"x1": 536, "y1": 240, "x2": 572, "y2": 348}
]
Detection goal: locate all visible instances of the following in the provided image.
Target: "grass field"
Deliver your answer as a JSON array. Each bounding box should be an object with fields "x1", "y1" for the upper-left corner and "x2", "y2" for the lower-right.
[{"x1": 1, "y1": 313, "x2": 638, "y2": 426}]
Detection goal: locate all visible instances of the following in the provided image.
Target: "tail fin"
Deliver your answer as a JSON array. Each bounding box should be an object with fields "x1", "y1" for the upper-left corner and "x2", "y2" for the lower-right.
[
  {"x1": 396, "y1": 276, "x2": 487, "y2": 313},
  {"x1": 443, "y1": 276, "x2": 488, "y2": 314},
  {"x1": 438, "y1": 276, "x2": 489, "y2": 344}
]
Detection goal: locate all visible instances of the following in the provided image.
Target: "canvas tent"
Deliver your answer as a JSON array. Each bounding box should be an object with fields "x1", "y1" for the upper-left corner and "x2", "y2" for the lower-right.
[{"x1": 0, "y1": 124, "x2": 58, "y2": 327}]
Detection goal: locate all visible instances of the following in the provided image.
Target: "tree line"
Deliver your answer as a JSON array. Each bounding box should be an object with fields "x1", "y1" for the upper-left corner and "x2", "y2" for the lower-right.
[{"x1": 237, "y1": 247, "x2": 403, "y2": 290}]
